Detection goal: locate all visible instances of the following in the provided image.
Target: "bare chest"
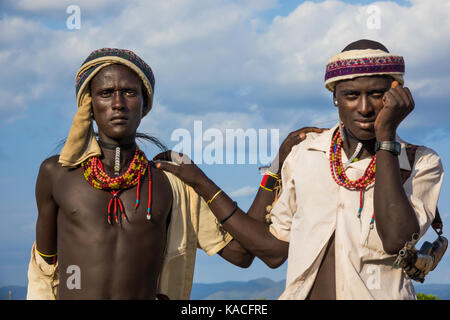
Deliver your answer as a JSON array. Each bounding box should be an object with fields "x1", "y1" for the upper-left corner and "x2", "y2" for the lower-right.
[
  {"x1": 52, "y1": 166, "x2": 173, "y2": 298},
  {"x1": 54, "y1": 167, "x2": 171, "y2": 221},
  {"x1": 52, "y1": 167, "x2": 173, "y2": 254}
]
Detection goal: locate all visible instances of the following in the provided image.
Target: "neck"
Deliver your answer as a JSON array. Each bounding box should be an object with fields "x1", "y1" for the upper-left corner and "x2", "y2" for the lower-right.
[
  {"x1": 97, "y1": 136, "x2": 137, "y2": 175},
  {"x1": 341, "y1": 128, "x2": 376, "y2": 160},
  {"x1": 98, "y1": 140, "x2": 136, "y2": 150}
]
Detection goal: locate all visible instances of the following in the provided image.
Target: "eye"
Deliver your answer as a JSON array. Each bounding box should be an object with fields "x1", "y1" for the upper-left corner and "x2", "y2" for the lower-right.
[
  {"x1": 124, "y1": 90, "x2": 137, "y2": 97},
  {"x1": 100, "y1": 90, "x2": 112, "y2": 98},
  {"x1": 345, "y1": 92, "x2": 359, "y2": 99},
  {"x1": 370, "y1": 92, "x2": 385, "y2": 99}
]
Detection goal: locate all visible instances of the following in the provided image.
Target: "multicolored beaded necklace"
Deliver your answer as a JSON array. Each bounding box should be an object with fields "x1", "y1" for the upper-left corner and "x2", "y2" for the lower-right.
[
  {"x1": 81, "y1": 145, "x2": 152, "y2": 226},
  {"x1": 329, "y1": 127, "x2": 376, "y2": 228}
]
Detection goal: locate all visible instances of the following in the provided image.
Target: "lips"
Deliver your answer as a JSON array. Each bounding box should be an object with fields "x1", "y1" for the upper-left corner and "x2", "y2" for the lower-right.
[
  {"x1": 110, "y1": 115, "x2": 128, "y2": 124},
  {"x1": 354, "y1": 119, "x2": 375, "y2": 129}
]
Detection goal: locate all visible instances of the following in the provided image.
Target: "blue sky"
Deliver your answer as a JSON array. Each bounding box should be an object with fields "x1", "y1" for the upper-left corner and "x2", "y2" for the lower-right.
[{"x1": 1, "y1": 0, "x2": 450, "y2": 288}]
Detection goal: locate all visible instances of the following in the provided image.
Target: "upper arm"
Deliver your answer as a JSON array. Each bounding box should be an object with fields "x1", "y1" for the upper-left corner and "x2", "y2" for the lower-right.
[
  {"x1": 196, "y1": 195, "x2": 233, "y2": 256},
  {"x1": 405, "y1": 147, "x2": 444, "y2": 238},
  {"x1": 35, "y1": 156, "x2": 60, "y2": 254},
  {"x1": 268, "y1": 152, "x2": 297, "y2": 243}
]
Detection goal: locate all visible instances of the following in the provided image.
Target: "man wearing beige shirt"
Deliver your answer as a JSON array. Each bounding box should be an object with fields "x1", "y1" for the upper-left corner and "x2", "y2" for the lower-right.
[
  {"x1": 156, "y1": 39, "x2": 444, "y2": 299},
  {"x1": 27, "y1": 48, "x2": 255, "y2": 300}
]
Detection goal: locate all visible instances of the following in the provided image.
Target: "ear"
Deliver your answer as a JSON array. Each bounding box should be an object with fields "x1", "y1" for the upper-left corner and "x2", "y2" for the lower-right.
[
  {"x1": 141, "y1": 84, "x2": 148, "y2": 117},
  {"x1": 333, "y1": 92, "x2": 338, "y2": 107}
]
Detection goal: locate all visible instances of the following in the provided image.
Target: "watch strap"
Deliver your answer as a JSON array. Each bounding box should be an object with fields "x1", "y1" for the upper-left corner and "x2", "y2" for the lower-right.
[{"x1": 375, "y1": 141, "x2": 401, "y2": 155}]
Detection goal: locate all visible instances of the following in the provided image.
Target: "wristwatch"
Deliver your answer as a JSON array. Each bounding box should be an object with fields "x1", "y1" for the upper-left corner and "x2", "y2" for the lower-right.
[{"x1": 375, "y1": 141, "x2": 401, "y2": 156}]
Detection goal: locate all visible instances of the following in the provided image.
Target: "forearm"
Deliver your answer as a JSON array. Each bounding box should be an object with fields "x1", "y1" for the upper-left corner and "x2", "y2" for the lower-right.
[
  {"x1": 196, "y1": 179, "x2": 288, "y2": 268},
  {"x1": 374, "y1": 149, "x2": 419, "y2": 254},
  {"x1": 247, "y1": 183, "x2": 278, "y2": 221}
]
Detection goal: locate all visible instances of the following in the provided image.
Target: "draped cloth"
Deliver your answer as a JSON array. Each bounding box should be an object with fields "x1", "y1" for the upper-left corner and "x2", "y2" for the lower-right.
[{"x1": 59, "y1": 48, "x2": 155, "y2": 167}]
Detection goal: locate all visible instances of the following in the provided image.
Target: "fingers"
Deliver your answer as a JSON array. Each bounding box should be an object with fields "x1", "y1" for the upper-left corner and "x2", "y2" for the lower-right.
[
  {"x1": 403, "y1": 87, "x2": 415, "y2": 110},
  {"x1": 153, "y1": 150, "x2": 173, "y2": 162},
  {"x1": 394, "y1": 86, "x2": 413, "y2": 109},
  {"x1": 154, "y1": 161, "x2": 181, "y2": 175},
  {"x1": 391, "y1": 81, "x2": 399, "y2": 89},
  {"x1": 297, "y1": 126, "x2": 328, "y2": 133},
  {"x1": 153, "y1": 150, "x2": 193, "y2": 165},
  {"x1": 386, "y1": 88, "x2": 403, "y2": 107},
  {"x1": 387, "y1": 83, "x2": 415, "y2": 113},
  {"x1": 382, "y1": 90, "x2": 395, "y2": 107},
  {"x1": 384, "y1": 81, "x2": 413, "y2": 105},
  {"x1": 288, "y1": 127, "x2": 329, "y2": 140}
]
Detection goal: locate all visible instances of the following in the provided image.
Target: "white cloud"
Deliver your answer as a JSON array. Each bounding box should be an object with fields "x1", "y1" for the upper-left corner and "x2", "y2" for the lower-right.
[
  {"x1": 139, "y1": 98, "x2": 337, "y2": 150},
  {"x1": 253, "y1": 0, "x2": 450, "y2": 97},
  {"x1": 229, "y1": 186, "x2": 257, "y2": 197},
  {"x1": 2, "y1": 0, "x2": 450, "y2": 287},
  {"x1": 6, "y1": 0, "x2": 125, "y2": 14},
  {"x1": 1, "y1": 0, "x2": 450, "y2": 126}
]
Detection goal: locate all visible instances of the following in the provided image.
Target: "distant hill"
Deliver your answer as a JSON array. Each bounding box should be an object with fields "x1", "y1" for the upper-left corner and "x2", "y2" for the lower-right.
[
  {"x1": 190, "y1": 278, "x2": 284, "y2": 300},
  {"x1": 0, "y1": 286, "x2": 27, "y2": 300},
  {"x1": 190, "y1": 279, "x2": 450, "y2": 300},
  {"x1": 2, "y1": 279, "x2": 449, "y2": 300}
]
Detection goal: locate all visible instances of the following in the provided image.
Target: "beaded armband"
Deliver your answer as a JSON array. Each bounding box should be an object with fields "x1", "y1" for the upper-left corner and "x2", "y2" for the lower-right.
[
  {"x1": 260, "y1": 171, "x2": 280, "y2": 192},
  {"x1": 36, "y1": 249, "x2": 57, "y2": 265}
]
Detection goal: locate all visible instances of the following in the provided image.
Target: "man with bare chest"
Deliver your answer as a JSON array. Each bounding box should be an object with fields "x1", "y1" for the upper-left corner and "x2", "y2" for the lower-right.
[
  {"x1": 27, "y1": 48, "x2": 258, "y2": 300},
  {"x1": 155, "y1": 40, "x2": 444, "y2": 299}
]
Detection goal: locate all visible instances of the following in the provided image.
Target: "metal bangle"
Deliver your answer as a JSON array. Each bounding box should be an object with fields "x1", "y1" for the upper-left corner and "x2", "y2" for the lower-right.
[{"x1": 207, "y1": 189, "x2": 223, "y2": 205}]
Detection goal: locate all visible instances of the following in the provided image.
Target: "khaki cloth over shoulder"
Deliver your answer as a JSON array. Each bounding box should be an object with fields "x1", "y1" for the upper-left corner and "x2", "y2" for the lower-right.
[
  {"x1": 269, "y1": 124, "x2": 444, "y2": 300},
  {"x1": 27, "y1": 170, "x2": 232, "y2": 300}
]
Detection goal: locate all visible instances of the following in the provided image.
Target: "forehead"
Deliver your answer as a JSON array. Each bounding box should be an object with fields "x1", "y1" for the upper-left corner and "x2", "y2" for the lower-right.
[
  {"x1": 91, "y1": 64, "x2": 142, "y2": 88},
  {"x1": 335, "y1": 75, "x2": 391, "y2": 92}
]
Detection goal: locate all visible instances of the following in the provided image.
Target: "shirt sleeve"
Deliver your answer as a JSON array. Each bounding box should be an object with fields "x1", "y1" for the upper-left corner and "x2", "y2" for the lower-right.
[
  {"x1": 190, "y1": 187, "x2": 233, "y2": 256},
  {"x1": 269, "y1": 148, "x2": 298, "y2": 242},
  {"x1": 26, "y1": 242, "x2": 58, "y2": 300},
  {"x1": 404, "y1": 146, "x2": 444, "y2": 238}
]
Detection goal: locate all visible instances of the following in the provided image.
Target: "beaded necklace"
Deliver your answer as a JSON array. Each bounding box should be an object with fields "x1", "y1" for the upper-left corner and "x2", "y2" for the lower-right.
[
  {"x1": 329, "y1": 127, "x2": 376, "y2": 228},
  {"x1": 81, "y1": 146, "x2": 152, "y2": 225}
]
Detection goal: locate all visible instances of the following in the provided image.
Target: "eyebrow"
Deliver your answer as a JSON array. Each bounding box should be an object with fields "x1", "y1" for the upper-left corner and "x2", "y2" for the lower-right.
[
  {"x1": 340, "y1": 87, "x2": 389, "y2": 94},
  {"x1": 340, "y1": 89, "x2": 359, "y2": 94},
  {"x1": 95, "y1": 85, "x2": 140, "y2": 92},
  {"x1": 367, "y1": 87, "x2": 389, "y2": 93}
]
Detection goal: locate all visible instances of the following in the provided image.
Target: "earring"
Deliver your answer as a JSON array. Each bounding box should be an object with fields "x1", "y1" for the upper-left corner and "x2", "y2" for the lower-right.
[{"x1": 334, "y1": 100, "x2": 338, "y2": 106}]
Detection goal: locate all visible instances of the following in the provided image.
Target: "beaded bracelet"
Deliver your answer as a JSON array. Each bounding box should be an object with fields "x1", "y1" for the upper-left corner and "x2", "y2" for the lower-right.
[
  {"x1": 260, "y1": 171, "x2": 280, "y2": 192},
  {"x1": 220, "y1": 201, "x2": 238, "y2": 224},
  {"x1": 36, "y1": 248, "x2": 57, "y2": 265}
]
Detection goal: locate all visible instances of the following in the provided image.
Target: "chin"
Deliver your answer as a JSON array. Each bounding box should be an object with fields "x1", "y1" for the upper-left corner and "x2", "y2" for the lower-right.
[
  {"x1": 347, "y1": 127, "x2": 376, "y2": 141},
  {"x1": 104, "y1": 128, "x2": 136, "y2": 141}
]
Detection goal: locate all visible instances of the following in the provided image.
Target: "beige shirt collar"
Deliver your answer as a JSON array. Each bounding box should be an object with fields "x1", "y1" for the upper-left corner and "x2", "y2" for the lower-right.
[{"x1": 305, "y1": 123, "x2": 412, "y2": 171}]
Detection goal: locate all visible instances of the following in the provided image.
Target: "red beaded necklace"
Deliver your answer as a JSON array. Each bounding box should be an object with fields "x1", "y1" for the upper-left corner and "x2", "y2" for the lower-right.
[
  {"x1": 329, "y1": 127, "x2": 376, "y2": 228},
  {"x1": 81, "y1": 146, "x2": 152, "y2": 226}
]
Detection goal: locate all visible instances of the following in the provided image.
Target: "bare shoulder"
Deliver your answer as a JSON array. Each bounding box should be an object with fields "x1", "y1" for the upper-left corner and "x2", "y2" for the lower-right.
[
  {"x1": 415, "y1": 145, "x2": 443, "y2": 172},
  {"x1": 151, "y1": 162, "x2": 173, "y2": 194},
  {"x1": 37, "y1": 154, "x2": 67, "y2": 184}
]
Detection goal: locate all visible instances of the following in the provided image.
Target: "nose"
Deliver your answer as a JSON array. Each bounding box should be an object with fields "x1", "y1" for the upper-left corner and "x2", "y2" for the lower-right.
[
  {"x1": 358, "y1": 94, "x2": 373, "y2": 116},
  {"x1": 111, "y1": 91, "x2": 125, "y2": 110}
]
